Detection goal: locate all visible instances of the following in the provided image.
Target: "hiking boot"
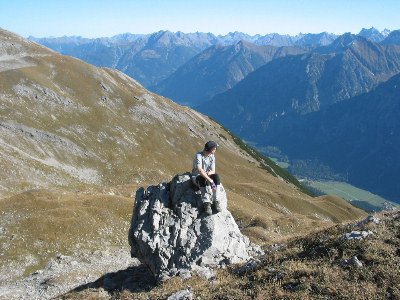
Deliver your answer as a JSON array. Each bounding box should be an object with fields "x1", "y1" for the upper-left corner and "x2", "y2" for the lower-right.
[{"x1": 203, "y1": 202, "x2": 212, "y2": 216}]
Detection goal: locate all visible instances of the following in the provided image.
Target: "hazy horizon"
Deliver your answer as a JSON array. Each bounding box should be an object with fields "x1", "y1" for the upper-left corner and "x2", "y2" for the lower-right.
[
  {"x1": 1, "y1": 0, "x2": 399, "y2": 39},
  {"x1": 20, "y1": 27, "x2": 394, "y2": 40}
]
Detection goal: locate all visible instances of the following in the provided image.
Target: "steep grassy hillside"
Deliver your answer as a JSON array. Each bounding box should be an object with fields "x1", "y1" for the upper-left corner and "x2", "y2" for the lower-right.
[
  {"x1": 0, "y1": 28, "x2": 366, "y2": 293},
  {"x1": 0, "y1": 188, "x2": 134, "y2": 284}
]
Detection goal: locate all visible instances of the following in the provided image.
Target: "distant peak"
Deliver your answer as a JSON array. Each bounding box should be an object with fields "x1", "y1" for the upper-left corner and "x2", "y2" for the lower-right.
[
  {"x1": 331, "y1": 32, "x2": 357, "y2": 47},
  {"x1": 359, "y1": 27, "x2": 379, "y2": 34}
]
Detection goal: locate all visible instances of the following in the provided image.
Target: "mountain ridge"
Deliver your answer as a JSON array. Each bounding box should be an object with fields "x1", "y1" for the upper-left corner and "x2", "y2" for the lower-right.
[
  {"x1": 28, "y1": 28, "x2": 397, "y2": 90},
  {"x1": 28, "y1": 30, "x2": 339, "y2": 88}
]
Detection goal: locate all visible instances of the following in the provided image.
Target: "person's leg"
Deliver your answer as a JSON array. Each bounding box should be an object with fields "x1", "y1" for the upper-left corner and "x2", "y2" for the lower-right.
[
  {"x1": 196, "y1": 176, "x2": 212, "y2": 215},
  {"x1": 209, "y1": 174, "x2": 222, "y2": 212},
  {"x1": 209, "y1": 174, "x2": 220, "y2": 185},
  {"x1": 196, "y1": 176, "x2": 207, "y2": 187}
]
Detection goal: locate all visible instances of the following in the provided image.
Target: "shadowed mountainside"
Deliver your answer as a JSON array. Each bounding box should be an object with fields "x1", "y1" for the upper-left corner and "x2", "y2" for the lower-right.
[
  {"x1": 198, "y1": 34, "x2": 400, "y2": 132},
  {"x1": 151, "y1": 41, "x2": 312, "y2": 106},
  {"x1": 381, "y1": 29, "x2": 400, "y2": 46},
  {"x1": 262, "y1": 72, "x2": 400, "y2": 202}
]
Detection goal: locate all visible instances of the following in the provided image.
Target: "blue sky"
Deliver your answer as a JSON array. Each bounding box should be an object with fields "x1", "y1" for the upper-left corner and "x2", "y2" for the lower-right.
[{"x1": 1, "y1": 0, "x2": 399, "y2": 38}]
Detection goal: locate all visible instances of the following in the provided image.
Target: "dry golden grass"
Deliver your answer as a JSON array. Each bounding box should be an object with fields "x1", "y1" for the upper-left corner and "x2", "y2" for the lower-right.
[
  {"x1": 0, "y1": 188, "x2": 137, "y2": 281},
  {"x1": 59, "y1": 211, "x2": 400, "y2": 299}
]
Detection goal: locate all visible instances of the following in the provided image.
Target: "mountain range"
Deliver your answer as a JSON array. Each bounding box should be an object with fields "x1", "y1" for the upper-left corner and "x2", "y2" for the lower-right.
[
  {"x1": 154, "y1": 31, "x2": 400, "y2": 106},
  {"x1": 29, "y1": 31, "x2": 219, "y2": 87},
  {"x1": 28, "y1": 28, "x2": 393, "y2": 90},
  {"x1": 151, "y1": 41, "x2": 313, "y2": 105}
]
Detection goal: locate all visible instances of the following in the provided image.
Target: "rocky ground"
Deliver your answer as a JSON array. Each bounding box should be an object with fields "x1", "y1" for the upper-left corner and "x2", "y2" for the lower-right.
[
  {"x1": 0, "y1": 246, "x2": 138, "y2": 299},
  {"x1": 0, "y1": 204, "x2": 394, "y2": 299},
  {"x1": 59, "y1": 211, "x2": 399, "y2": 299}
]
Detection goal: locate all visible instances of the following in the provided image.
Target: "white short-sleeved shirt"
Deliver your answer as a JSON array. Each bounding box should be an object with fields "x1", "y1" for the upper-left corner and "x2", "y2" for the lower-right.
[{"x1": 192, "y1": 151, "x2": 215, "y2": 176}]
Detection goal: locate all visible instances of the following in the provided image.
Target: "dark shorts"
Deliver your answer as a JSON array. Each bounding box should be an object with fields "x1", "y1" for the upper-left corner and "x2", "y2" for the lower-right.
[{"x1": 196, "y1": 174, "x2": 221, "y2": 187}]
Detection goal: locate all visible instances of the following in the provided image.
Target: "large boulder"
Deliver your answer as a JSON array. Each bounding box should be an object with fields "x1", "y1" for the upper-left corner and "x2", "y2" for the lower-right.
[{"x1": 128, "y1": 173, "x2": 261, "y2": 280}]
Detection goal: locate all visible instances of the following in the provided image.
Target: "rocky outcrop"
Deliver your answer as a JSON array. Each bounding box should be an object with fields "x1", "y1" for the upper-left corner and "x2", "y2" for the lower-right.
[
  {"x1": 128, "y1": 173, "x2": 262, "y2": 280},
  {"x1": 340, "y1": 230, "x2": 374, "y2": 242},
  {"x1": 355, "y1": 215, "x2": 381, "y2": 228}
]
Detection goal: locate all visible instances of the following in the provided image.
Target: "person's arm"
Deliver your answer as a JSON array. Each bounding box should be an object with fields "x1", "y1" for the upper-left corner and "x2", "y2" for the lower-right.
[
  {"x1": 196, "y1": 165, "x2": 214, "y2": 183},
  {"x1": 207, "y1": 156, "x2": 216, "y2": 176}
]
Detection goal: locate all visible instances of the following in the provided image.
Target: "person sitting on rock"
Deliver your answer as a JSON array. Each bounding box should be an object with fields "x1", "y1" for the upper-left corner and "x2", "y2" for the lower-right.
[{"x1": 192, "y1": 141, "x2": 222, "y2": 216}]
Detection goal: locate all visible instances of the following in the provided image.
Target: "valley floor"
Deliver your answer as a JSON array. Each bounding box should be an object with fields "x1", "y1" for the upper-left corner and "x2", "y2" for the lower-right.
[{"x1": 306, "y1": 180, "x2": 400, "y2": 212}]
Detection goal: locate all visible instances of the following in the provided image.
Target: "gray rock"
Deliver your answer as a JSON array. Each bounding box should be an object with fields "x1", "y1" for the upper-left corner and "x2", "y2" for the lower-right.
[
  {"x1": 355, "y1": 215, "x2": 381, "y2": 228},
  {"x1": 177, "y1": 269, "x2": 192, "y2": 280},
  {"x1": 195, "y1": 267, "x2": 215, "y2": 280},
  {"x1": 339, "y1": 256, "x2": 363, "y2": 268},
  {"x1": 267, "y1": 243, "x2": 287, "y2": 253},
  {"x1": 128, "y1": 173, "x2": 260, "y2": 280},
  {"x1": 349, "y1": 256, "x2": 363, "y2": 268},
  {"x1": 167, "y1": 287, "x2": 193, "y2": 300},
  {"x1": 382, "y1": 201, "x2": 398, "y2": 211},
  {"x1": 340, "y1": 230, "x2": 374, "y2": 241}
]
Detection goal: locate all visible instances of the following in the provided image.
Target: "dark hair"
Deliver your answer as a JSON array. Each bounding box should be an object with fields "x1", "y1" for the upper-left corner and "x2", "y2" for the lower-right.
[{"x1": 204, "y1": 141, "x2": 218, "y2": 152}]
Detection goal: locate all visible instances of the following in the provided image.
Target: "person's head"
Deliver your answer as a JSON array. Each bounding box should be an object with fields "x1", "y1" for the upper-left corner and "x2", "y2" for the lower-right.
[{"x1": 204, "y1": 141, "x2": 218, "y2": 154}]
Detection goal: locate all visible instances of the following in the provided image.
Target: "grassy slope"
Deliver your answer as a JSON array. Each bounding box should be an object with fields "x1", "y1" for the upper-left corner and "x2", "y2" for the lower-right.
[
  {"x1": 61, "y1": 211, "x2": 400, "y2": 299},
  {"x1": 0, "y1": 189, "x2": 134, "y2": 280}
]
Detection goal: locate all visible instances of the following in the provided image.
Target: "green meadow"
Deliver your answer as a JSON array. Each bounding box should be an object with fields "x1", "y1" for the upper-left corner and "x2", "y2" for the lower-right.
[{"x1": 307, "y1": 180, "x2": 400, "y2": 212}]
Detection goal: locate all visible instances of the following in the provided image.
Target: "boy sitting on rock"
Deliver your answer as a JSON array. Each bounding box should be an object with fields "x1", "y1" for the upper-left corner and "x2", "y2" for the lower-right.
[{"x1": 191, "y1": 141, "x2": 222, "y2": 216}]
